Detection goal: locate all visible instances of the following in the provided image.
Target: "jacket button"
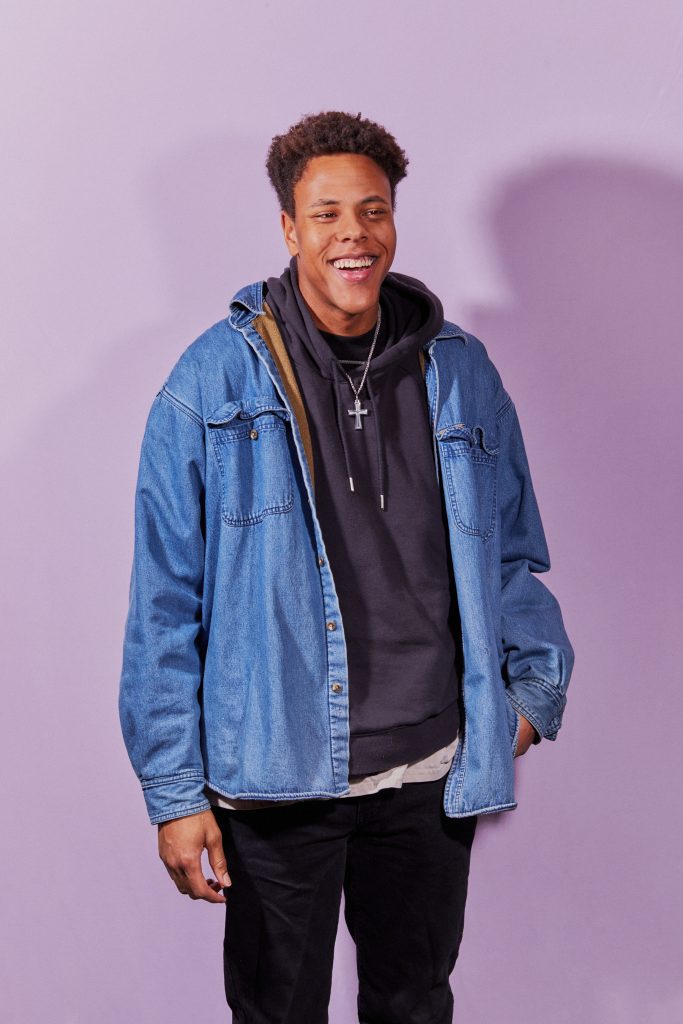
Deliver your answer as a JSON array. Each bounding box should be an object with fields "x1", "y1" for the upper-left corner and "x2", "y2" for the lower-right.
[
  {"x1": 249, "y1": 428, "x2": 258, "y2": 440},
  {"x1": 331, "y1": 682, "x2": 343, "y2": 693},
  {"x1": 318, "y1": 556, "x2": 325, "y2": 567},
  {"x1": 326, "y1": 620, "x2": 336, "y2": 631}
]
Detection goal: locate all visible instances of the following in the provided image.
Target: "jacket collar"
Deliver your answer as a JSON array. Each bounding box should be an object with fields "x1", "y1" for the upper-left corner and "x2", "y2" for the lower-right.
[{"x1": 230, "y1": 280, "x2": 265, "y2": 318}]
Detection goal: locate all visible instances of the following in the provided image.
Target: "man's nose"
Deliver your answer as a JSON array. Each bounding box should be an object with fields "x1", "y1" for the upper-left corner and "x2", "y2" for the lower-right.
[{"x1": 335, "y1": 212, "x2": 367, "y2": 240}]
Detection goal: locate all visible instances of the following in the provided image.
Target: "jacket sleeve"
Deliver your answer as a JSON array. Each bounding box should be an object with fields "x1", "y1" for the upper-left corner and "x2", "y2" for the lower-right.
[
  {"x1": 118, "y1": 386, "x2": 211, "y2": 825},
  {"x1": 496, "y1": 392, "x2": 575, "y2": 744}
]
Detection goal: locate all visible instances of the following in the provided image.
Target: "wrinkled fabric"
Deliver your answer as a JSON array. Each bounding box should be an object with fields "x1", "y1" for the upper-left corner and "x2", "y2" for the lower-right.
[
  {"x1": 207, "y1": 735, "x2": 459, "y2": 810},
  {"x1": 118, "y1": 278, "x2": 575, "y2": 825}
]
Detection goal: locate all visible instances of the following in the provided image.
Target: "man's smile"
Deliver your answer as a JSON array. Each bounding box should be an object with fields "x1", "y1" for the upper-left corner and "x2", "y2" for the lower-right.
[{"x1": 328, "y1": 253, "x2": 380, "y2": 284}]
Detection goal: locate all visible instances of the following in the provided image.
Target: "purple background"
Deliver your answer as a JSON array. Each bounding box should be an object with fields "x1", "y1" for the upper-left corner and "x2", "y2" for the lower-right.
[{"x1": 2, "y1": 2, "x2": 682, "y2": 1021}]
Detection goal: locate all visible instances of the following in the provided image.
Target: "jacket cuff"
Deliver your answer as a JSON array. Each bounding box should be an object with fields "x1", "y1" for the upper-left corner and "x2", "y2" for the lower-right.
[
  {"x1": 505, "y1": 679, "x2": 567, "y2": 744},
  {"x1": 140, "y1": 771, "x2": 211, "y2": 825}
]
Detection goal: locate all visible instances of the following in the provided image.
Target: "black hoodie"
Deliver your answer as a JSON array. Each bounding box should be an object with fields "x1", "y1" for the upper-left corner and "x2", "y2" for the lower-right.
[{"x1": 264, "y1": 257, "x2": 462, "y2": 774}]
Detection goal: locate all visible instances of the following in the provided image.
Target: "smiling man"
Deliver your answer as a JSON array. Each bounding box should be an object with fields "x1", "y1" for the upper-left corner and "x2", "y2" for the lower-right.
[{"x1": 119, "y1": 111, "x2": 574, "y2": 1023}]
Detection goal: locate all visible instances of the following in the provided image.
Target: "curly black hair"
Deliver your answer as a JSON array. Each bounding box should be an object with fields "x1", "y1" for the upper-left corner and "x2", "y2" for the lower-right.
[{"x1": 266, "y1": 110, "x2": 409, "y2": 218}]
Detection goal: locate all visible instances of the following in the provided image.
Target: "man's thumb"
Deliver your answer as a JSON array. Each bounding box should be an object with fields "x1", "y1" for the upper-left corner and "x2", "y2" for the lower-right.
[{"x1": 207, "y1": 832, "x2": 232, "y2": 887}]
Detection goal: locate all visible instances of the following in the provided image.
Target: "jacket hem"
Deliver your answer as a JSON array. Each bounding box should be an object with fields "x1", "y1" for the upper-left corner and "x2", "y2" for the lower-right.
[
  {"x1": 444, "y1": 799, "x2": 517, "y2": 818},
  {"x1": 141, "y1": 769, "x2": 205, "y2": 789},
  {"x1": 204, "y1": 780, "x2": 351, "y2": 801}
]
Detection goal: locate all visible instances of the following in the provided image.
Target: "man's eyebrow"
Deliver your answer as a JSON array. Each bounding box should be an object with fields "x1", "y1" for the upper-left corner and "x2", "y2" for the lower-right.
[{"x1": 307, "y1": 195, "x2": 390, "y2": 209}]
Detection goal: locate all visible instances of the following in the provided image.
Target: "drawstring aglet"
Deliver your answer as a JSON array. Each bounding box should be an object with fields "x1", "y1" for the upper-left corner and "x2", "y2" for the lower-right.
[
  {"x1": 349, "y1": 476, "x2": 355, "y2": 492},
  {"x1": 380, "y1": 493, "x2": 385, "y2": 510}
]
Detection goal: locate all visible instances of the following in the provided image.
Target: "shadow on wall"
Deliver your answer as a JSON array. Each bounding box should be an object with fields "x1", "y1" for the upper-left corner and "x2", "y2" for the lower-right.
[
  {"x1": 469, "y1": 156, "x2": 681, "y2": 728},
  {"x1": 472, "y1": 156, "x2": 683, "y2": 409},
  {"x1": 459, "y1": 159, "x2": 683, "y2": 1024}
]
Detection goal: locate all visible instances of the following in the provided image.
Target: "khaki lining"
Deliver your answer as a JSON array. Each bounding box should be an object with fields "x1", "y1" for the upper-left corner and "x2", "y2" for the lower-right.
[{"x1": 252, "y1": 302, "x2": 316, "y2": 490}]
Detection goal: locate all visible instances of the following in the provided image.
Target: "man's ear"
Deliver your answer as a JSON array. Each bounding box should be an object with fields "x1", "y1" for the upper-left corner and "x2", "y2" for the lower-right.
[{"x1": 281, "y1": 210, "x2": 298, "y2": 256}]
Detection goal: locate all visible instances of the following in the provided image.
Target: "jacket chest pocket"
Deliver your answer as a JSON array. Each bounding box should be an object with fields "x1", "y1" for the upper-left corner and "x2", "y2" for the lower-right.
[
  {"x1": 438, "y1": 422, "x2": 499, "y2": 539},
  {"x1": 207, "y1": 397, "x2": 293, "y2": 526}
]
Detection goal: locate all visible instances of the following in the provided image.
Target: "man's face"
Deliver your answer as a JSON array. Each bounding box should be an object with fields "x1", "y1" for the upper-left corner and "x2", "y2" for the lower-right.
[{"x1": 281, "y1": 153, "x2": 397, "y2": 335}]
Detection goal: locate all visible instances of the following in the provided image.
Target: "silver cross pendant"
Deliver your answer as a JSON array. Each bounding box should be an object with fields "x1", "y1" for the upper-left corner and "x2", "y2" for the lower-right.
[{"x1": 348, "y1": 397, "x2": 369, "y2": 430}]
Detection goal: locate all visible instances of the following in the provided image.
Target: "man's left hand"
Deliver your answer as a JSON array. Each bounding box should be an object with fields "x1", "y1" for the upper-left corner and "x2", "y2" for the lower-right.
[{"x1": 515, "y1": 714, "x2": 539, "y2": 757}]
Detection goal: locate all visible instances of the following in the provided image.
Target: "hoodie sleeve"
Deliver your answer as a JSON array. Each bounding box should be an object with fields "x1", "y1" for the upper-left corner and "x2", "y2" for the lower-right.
[{"x1": 118, "y1": 386, "x2": 211, "y2": 825}]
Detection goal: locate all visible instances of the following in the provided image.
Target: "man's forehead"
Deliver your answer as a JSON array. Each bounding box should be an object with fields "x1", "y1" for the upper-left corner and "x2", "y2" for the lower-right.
[{"x1": 296, "y1": 154, "x2": 391, "y2": 197}]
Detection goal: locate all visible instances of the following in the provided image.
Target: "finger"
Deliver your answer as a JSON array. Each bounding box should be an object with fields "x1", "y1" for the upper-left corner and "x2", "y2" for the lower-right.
[
  {"x1": 206, "y1": 831, "x2": 232, "y2": 888},
  {"x1": 162, "y1": 856, "x2": 216, "y2": 900},
  {"x1": 181, "y1": 862, "x2": 227, "y2": 904}
]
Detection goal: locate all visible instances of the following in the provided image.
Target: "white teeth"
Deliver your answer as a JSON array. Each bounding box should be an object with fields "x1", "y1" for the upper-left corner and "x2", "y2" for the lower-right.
[{"x1": 332, "y1": 257, "x2": 375, "y2": 269}]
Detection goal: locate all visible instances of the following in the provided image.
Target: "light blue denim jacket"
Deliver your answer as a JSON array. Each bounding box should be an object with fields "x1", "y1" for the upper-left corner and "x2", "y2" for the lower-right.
[{"x1": 118, "y1": 279, "x2": 574, "y2": 825}]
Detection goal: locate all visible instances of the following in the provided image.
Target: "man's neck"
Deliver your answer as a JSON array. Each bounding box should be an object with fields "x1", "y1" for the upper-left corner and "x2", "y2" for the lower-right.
[{"x1": 297, "y1": 277, "x2": 379, "y2": 337}]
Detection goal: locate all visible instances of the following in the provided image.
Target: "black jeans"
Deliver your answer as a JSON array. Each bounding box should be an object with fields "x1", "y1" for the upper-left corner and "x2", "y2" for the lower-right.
[{"x1": 211, "y1": 774, "x2": 478, "y2": 1024}]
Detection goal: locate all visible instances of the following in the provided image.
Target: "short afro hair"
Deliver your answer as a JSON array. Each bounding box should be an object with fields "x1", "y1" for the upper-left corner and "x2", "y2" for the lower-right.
[{"x1": 266, "y1": 110, "x2": 409, "y2": 218}]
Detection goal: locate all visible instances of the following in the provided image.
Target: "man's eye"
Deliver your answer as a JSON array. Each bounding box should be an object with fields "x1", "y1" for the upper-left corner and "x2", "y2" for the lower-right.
[{"x1": 316, "y1": 212, "x2": 335, "y2": 219}]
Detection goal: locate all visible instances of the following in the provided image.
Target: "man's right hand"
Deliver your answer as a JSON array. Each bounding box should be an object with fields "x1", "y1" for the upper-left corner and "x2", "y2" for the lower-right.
[{"x1": 158, "y1": 809, "x2": 232, "y2": 903}]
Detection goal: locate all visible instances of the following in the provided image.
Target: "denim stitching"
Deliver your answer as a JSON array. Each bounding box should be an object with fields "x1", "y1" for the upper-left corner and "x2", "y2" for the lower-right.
[
  {"x1": 519, "y1": 677, "x2": 568, "y2": 710},
  {"x1": 205, "y1": 782, "x2": 353, "y2": 800},
  {"x1": 159, "y1": 386, "x2": 203, "y2": 428},
  {"x1": 150, "y1": 800, "x2": 211, "y2": 825},
  {"x1": 208, "y1": 420, "x2": 293, "y2": 525},
  {"x1": 443, "y1": 451, "x2": 497, "y2": 539},
  {"x1": 446, "y1": 800, "x2": 517, "y2": 817},
  {"x1": 141, "y1": 770, "x2": 205, "y2": 788},
  {"x1": 220, "y1": 500, "x2": 294, "y2": 527},
  {"x1": 496, "y1": 393, "x2": 513, "y2": 422},
  {"x1": 213, "y1": 420, "x2": 284, "y2": 442},
  {"x1": 504, "y1": 690, "x2": 562, "y2": 742},
  {"x1": 511, "y1": 708, "x2": 521, "y2": 757}
]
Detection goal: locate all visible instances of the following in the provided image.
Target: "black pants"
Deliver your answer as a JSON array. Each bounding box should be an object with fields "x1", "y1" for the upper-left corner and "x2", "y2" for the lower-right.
[{"x1": 211, "y1": 774, "x2": 478, "y2": 1024}]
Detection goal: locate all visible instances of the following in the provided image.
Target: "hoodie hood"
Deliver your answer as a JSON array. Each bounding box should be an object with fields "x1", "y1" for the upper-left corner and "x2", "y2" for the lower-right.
[{"x1": 264, "y1": 255, "x2": 444, "y2": 509}]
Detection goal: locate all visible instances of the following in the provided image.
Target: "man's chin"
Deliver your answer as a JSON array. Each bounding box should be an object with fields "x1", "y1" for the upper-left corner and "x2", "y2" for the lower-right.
[
  {"x1": 328, "y1": 283, "x2": 382, "y2": 317},
  {"x1": 298, "y1": 269, "x2": 382, "y2": 327}
]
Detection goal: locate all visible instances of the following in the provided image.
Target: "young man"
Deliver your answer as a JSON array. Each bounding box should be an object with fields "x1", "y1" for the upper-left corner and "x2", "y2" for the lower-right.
[{"x1": 119, "y1": 111, "x2": 574, "y2": 1023}]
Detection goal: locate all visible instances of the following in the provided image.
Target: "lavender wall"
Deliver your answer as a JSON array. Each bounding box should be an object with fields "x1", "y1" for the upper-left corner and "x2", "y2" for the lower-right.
[{"x1": 2, "y1": 2, "x2": 681, "y2": 1021}]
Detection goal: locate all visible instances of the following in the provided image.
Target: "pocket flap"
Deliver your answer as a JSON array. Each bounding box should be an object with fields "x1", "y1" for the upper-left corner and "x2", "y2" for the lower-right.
[
  {"x1": 206, "y1": 401, "x2": 242, "y2": 427},
  {"x1": 472, "y1": 424, "x2": 499, "y2": 455},
  {"x1": 437, "y1": 423, "x2": 472, "y2": 443},
  {"x1": 437, "y1": 421, "x2": 499, "y2": 455},
  {"x1": 207, "y1": 397, "x2": 290, "y2": 428}
]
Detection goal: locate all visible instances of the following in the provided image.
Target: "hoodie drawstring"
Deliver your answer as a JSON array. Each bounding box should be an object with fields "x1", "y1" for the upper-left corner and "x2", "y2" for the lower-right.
[
  {"x1": 333, "y1": 369, "x2": 386, "y2": 511},
  {"x1": 333, "y1": 373, "x2": 356, "y2": 494},
  {"x1": 366, "y1": 376, "x2": 385, "y2": 510}
]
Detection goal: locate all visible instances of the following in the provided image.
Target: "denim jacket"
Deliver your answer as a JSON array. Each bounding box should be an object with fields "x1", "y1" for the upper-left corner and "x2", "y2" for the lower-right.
[{"x1": 118, "y1": 280, "x2": 574, "y2": 825}]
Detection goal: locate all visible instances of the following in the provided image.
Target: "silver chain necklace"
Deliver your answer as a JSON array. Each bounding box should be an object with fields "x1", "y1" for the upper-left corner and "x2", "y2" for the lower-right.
[{"x1": 337, "y1": 304, "x2": 382, "y2": 430}]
